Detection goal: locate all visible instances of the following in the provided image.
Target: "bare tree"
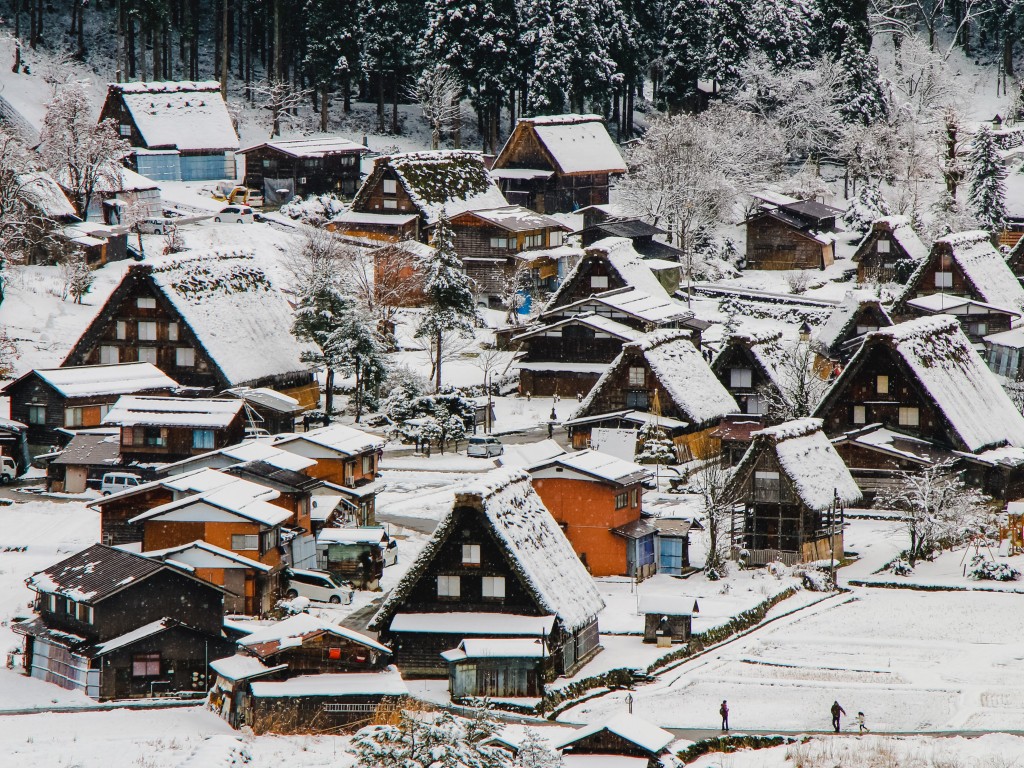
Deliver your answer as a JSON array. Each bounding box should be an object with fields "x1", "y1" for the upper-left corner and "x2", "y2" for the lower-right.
[
  {"x1": 58, "y1": 252, "x2": 94, "y2": 304},
  {"x1": 38, "y1": 86, "x2": 129, "y2": 219},
  {"x1": 253, "y1": 78, "x2": 312, "y2": 137},
  {"x1": 500, "y1": 263, "x2": 534, "y2": 326},
  {"x1": 0, "y1": 327, "x2": 18, "y2": 379},
  {"x1": 876, "y1": 461, "x2": 993, "y2": 565},
  {"x1": 411, "y1": 64, "x2": 464, "y2": 150},
  {"x1": 757, "y1": 339, "x2": 832, "y2": 422},
  {"x1": 339, "y1": 242, "x2": 423, "y2": 338},
  {"x1": 869, "y1": 0, "x2": 990, "y2": 56},
  {"x1": 689, "y1": 436, "x2": 741, "y2": 577}
]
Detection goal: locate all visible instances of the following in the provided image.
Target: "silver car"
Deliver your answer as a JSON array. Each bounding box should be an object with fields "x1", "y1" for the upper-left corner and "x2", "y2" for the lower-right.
[{"x1": 467, "y1": 436, "x2": 503, "y2": 457}]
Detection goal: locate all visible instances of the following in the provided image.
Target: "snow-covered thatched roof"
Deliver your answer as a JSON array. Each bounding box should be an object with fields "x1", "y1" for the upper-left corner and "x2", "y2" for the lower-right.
[
  {"x1": 546, "y1": 237, "x2": 671, "y2": 310},
  {"x1": 854, "y1": 215, "x2": 929, "y2": 263},
  {"x1": 714, "y1": 328, "x2": 794, "y2": 402},
  {"x1": 370, "y1": 469, "x2": 604, "y2": 634},
  {"x1": 495, "y1": 114, "x2": 627, "y2": 175},
  {"x1": 359, "y1": 150, "x2": 507, "y2": 226},
  {"x1": 557, "y1": 713, "x2": 673, "y2": 755},
  {"x1": 577, "y1": 329, "x2": 738, "y2": 427},
  {"x1": 816, "y1": 292, "x2": 892, "y2": 353},
  {"x1": 16, "y1": 171, "x2": 78, "y2": 218},
  {"x1": 819, "y1": 316, "x2": 1024, "y2": 453},
  {"x1": 144, "y1": 249, "x2": 311, "y2": 387},
  {"x1": 740, "y1": 418, "x2": 862, "y2": 510},
  {"x1": 912, "y1": 230, "x2": 1024, "y2": 312},
  {"x1": 112, "y1": 80, "x2": 239, "y2": 152}
]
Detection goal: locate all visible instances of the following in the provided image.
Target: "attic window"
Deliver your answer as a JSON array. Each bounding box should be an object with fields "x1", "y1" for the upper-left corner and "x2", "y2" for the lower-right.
[
  {"x1": 853, "y1": 405, "x2": 866, "y2": 424},
  {"x1": 119, "y1": 124, "x2": 131, "y2": 136},
  {"x1": 730, "y1": 368, "x2": 752, "y2": 388},
  {"x1": 462, "y1": 544, "x2": 481, "y2": 565},
  {"x1": 628, "y1": 367, "x2": 645, "y2": 387},
  {"x1": 935, "y1": 272, "x2": 953, "y2": 288},
  {"x1": 876, "y1": 375, "x2": 889, "y2": 395},
  {"x1": 437, "y1": 575, "x2": 460, "y2": 598},
  {"x1": 482, "y1": 576, "x2": 506, "y2": 599},
  {"x1": 383, "y1": 199, "x2": 398, "y2": 210},
  {"x1": 899, "y1": 407, "x2": 920, "y2": 427},
  {"x1": 382, "y1": 179, "x2": 397, "y2": 195},
  {"x1": 137, "y1": 297, "x2": 157, "y2": 309},
  {"x1": 876, "y1": 239, "x2": 890, "y2": 253},
  {"x1": 590, "y1": 275, "x2": 609, "y2": 289}
]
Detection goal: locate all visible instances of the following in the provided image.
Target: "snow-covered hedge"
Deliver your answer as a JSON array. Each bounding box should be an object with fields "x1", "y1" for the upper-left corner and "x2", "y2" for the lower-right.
[{"x1": 970, "y1": 557, "x2": 1021, "y2": 582}]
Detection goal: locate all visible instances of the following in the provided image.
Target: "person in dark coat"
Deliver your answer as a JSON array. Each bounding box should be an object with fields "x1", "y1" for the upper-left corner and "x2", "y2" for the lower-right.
[
  {"x1": 720, "y1": 700, "x2": 729, "y2": 731},
  {"x1": 831, "y1": 700, "x2": 846, "y2": 732}
]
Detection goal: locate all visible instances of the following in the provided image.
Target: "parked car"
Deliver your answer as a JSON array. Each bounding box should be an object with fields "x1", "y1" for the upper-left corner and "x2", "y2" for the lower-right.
[
  {"x1": 382, "y1": 537, "x2": 399, "y2": 567},
  {"x1": 214, "y1": 205, "x2": 254, "y2": 224},
  {"x1": 244, "y1": 427, "x2": 272, "y2": 440},
  {"x1": 136, "y1": 217, "x2": 178, "y2": 235},
  {"x1": 0, "y1": 456, "x2": 17, "y2": 484},
  {"x1": 100, "y1": 472, "x2": 143, "y2": 496},
  {"x1": 284, "y1": 568, "x2": 354, "y2": 605},
  {"x1": 467, "y1": 436, "x2": 504, "y2": 458}
]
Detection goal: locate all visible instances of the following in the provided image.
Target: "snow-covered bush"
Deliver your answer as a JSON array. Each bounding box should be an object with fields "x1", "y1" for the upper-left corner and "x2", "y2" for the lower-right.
[
  {"x1": 352, "y1": 710, "x2": 511, "y2": 768},
  {"x1": 785, "y1": 270, "x2": 812, "y2": 294},
  {"x1": 279, "y1": 194, "x2": 347, "y2": 226},
  {"x1": 969, "y1": 556, "x2": 1021, "y2": 582},
  {"x1": 842, "y1": 185, "x2": 891, "y2": 234},
  {"x1": 890, "y1": 558, "x2": 914, "y2": 576},
  {"x1": 636, "y1": 422, "x2": 676, "y2": 466},
  {"x1": 799, "y1": 566, "x2": 833, "y2": 591},
  {"x1": 766, "y1": 560, "x2": 788, "y2": 579}
]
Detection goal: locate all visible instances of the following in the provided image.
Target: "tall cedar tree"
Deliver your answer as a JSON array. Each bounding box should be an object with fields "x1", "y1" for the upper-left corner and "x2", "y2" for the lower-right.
[
  {"x1": 416, "y1": 215, "x2": 478, "y2": 391},
  {"x1": 748, "y1": 0, "x2": 815, "y2": 69},
  {"x1": 292, "y1": 279, "x2": 351, "y2": 415},
  {"x1": 835, "y1": 28, "x2": 889, "y2": 125},
  {"x1": 303, "y1": 0, "x2": 360, "y2": 130},
  {"x1": 815, "y1": 0, "x2": 871, "y2": 58},
  {"x1": 703, "y1": 0, "x2": 749, "y2": 89},
  {"x1": 523, "y1": 0, "x2": 572, "y2": 114},
  {"x1": 967, "y1": 125, "x2": 1008, "y2": 232},
  {"x1": 327, "y1": 297, "x2": 388, "y2": 422},
  {"x1": 660, "y1": 0, "x2": 707, "y2": 111}
]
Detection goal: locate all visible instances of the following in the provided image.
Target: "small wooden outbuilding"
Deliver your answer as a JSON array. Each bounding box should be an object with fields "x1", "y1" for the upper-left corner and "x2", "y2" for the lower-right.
[{"x1": 638, "y1": 594, "x2": 692, "y2": 644}]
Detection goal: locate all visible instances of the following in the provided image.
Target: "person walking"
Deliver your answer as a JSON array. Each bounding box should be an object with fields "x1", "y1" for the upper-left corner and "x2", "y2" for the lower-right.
[
  {"x1": 831, "y1": 700, "x2": 846, "y2": 733},
  {"x1": 855, "y1": 711, "x2": 868, "y2": 734},
  {"x1": 720, "y1": 700, "x2": 729, "y2": 732}
]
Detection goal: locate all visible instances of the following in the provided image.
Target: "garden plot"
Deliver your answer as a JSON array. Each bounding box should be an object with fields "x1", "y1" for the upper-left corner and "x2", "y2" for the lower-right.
[{"x1": 560, "y1": 588, "x2": 1024, "y2": 733}]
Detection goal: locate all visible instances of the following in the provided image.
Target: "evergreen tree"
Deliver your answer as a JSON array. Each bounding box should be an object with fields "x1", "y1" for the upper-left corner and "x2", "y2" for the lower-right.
[
  {"x1": 967, "y1": 125, "x2": 1008, "y2": 232},
  {"x1": 842, "y1": 184, "x2": 892, "y2": 234},
  {"x1": 303, "y1": 0, "x2": 360, "y2": 128},
  {"x1": 416, "y1": 215, "x2": 478, "y2": 391},
  {"x1": 835, "y1": 29, "x2": 888, "y2": 125},
  {"x1": 517, "y1": 729, "x2": 564, "y2": 768},
  {"x1": 328, "y1": 298, "x2": 388, "y2": 422},
  {"x1": 659, "y1": 0, "x2": 708, "y2": 111},
  {"x1": 749, "y1": 0, "x2": 815, "y2": 69},
  {"x1": 527, "y1": 22, "x2": 572, "y2": 114},
  {"x1": 703, "y1": 0, "x2": 749, "y2": 88},
  {"x1": 636, "y1": 422, "x2": 676, "y2": 466},
  {"x1": 292, "y1": 278, "x2": 352, "y2": 415},
  {"x1": 814, "y1": 0, "x2": 870, "y2": 57}
]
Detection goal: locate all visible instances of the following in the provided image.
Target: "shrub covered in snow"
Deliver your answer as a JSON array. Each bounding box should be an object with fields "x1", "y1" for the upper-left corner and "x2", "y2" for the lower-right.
[
  {"x1": 798, "y1": 565, "x2": 833, "y2": 591},
  {"x1": 279, "y1": 194, "x2": 347, "y2": 226},
  {"x1": 842, "y1": 184, "x2": 892, "y2": 234},
  {"x1": 889, "y1": 558, "x2": 914, "y2": 576},
  {"x1": 969, "y1": 556, "x2": 1021, "y2": 582}
]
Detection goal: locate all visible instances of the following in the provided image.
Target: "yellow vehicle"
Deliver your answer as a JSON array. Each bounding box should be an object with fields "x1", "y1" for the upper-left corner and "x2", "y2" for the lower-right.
[{"x1": 211, "y1": 183, "x2": 263, "y2": 208}]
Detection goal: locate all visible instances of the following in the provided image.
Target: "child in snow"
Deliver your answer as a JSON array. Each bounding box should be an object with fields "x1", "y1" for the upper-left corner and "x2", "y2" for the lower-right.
[{"x1": 856, "y1": 712, "x2": 868, "y2": 734}]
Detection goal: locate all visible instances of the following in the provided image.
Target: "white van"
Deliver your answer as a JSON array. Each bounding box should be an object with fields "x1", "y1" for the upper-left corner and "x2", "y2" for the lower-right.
[
  {"x1": 284, "y1": 568, "x2": 354, "y2": 605},
  {"x1": 214, "y1": 205, "x2": 254, "y2": 224},
  {"x1": 100, "y1": 472, "x2": 143, "y2": 496}
]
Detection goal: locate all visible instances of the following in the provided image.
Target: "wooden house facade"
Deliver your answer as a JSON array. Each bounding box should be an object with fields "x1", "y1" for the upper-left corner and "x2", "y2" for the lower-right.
[
  {"x1": 490, "y1": 115, "x2": 626, "y2": 215},
  {"x1": 742, "y1": 195, "x2": 841, "y2": 270},
  {"x1": 528, "y1": 450, "x2": 651, "y2": 578},
  {"x1": 238, "y1": 136, "x2": 368, "y2": 202},
  {"x1": 815, "y1": 296, "x2": 894, "y2": 364},
  {"x1": 209, "y1": 613, "x2": 404, "y2": 733},
  {"x1": 545, "y1": 238, "x2": 673, "y2": 312},
  {"x1": 711, "y1": 331, "x2": 792, "y2": 418},
  {"x1": 332, "y1": 150, "x2": 507, "y2": 244},
  {"x1": 441, "y1": 638, "x2": 550, "y2": 699},
  {"x1": 814, "y1": 317, "x2": 1024, "y2": 457},
  {"x1": 370, "y1": 469, "x2": 604, "y2": 678},
  {"x1": 14, "y1": 543, "x2": 233, "y2": 700},
  {"x1": 724, "y1": 419, "x2": 862, "y2": 566},
  {"x1": 570, "y1": 330, "x2": 738, "y2": 460},
  {"x1": 1, "y1": 362, "x2": 177, "y2": 451},
  {"x1": 61, "y1": 253, "x2": 319, "y2": 408},
  {"x1": 556, "y1": 714, "x2": 674, "y2": 768},
  {"x1": 272, "y1": 424, "x2": 384, "y2": 490},
  {"x1": 852, "y1": 216, "x2": 929, "y2": 284}
]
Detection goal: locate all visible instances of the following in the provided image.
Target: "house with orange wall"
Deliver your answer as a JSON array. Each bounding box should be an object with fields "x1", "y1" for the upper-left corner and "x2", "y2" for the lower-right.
[
  {"x1": 528, "y1": 450, "x2": 651, "y2": 578},
  {"x1": 273, "y1": 424, "x2": 384, "y2": 490}
]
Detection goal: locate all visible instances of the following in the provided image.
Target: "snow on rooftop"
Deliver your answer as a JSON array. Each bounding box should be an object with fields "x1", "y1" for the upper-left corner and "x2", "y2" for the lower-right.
[
  {"x1": 317, "y1": 526, "x2": 388, "y2": 545},
  {"x1": 103, "y1": 395, "x2": 242, "y2": 428},
  {"x1": 145, "y1": 250, "x2": 311, "y2": 387},
  {"x1": 637, "y1": 594, "x2": 693, "y2": 616},
  {"x1": 935, "y1": 230, "x2": 1024, "y2": 311},
  {"x1": 546, "y1": 238, "x2": 670, "y2": 311},
  {"x1": 240, "y1": 135, "x2": 368, "y2": 157},
  {"x1": 535, "y1": 449, "x2": 650, "y2": 485},
  {"x1": 334, "y1": 209, "x2": 419, "y2": 225},
  {"x1": 866, "y1": 316, "x2": 1024, "y2": 452},
  {"x1": 378, "y1": 150, "x2": 508, "y2": 226},
  {"x1": 93, "y1": 618, "x2": 176, "y2": 656},
  {"x1": 239, "y1": 612, "x2": 391, "y2": 654},
  {"x1": 388, "y1": 612, "x2": 557, "y2": 636},
  {"x1": 441, "y1": 638, "x2": 548, "y2": 662},
  {"x1": 498, "y1": 439, "x2": 566, "y2": 469},
  {"x1": 465, "y1": 205, "x2": 569, "y2": 232},
  {"x1": 276, "y1": 423, "x2": 384, "y2": 457},
  {"x1": 17, "y1": 171, "x2": 77, "y2": 218},
  {"x1": 209, "y1": 654, "x2": 286, "y2": 682},
  {"x1": 142, "y1": 539, "x2": 272, "y2": 572},
  {"x1": 985, "y1": 326, "x2": 1024, "y2": 348},
  {"x1": 558, "y1": 713, "x2": 674, "y2": 754},
  {"x1": 132, "y1": 480, "x2": 289, "y2": 527},
  {"x1": 249, "y1": 666, "x2": 408, "y2": 698},
  {"x1": 753, "y1": 418, "x2": 861, "y2": 509},
  {"x1": 30, "y1": 363, "x2": 177, "y2": 399},
  {"x1": 872, "y1": 215, "x2": 930, "y2": 262},
  {"x1": 116, "y1": 81, "x2": 239, "y2": 151},
  {"x1": 524, "y1": 114, "x2": 627, "y2": 175},
  {"x1": 553, "y1": 288, "x2": 692, "y2": 325}
]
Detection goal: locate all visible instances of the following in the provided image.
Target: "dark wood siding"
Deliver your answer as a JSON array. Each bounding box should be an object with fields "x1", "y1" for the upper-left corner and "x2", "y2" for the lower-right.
[
  {"x1": 241, "y1": 146, "x2": 363, "y2": 198},
  {"x1": 745, "y1": 216, "x2": 828, "y2": 270}
]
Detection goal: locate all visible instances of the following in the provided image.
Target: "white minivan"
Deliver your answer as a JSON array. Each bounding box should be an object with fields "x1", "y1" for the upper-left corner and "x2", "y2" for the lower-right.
[
  {"x1": 467, "y1": 436, "x2": 504, "y2": 458},
  {"x1": 214, "y1": 205, "x2": 254, "y2": 224},
  {"x1": 100, "y1": 472, "x2": 143, "y2": 496},
  {"x1": 284, "y1": 568, "x2": 354, "y2": 605}
]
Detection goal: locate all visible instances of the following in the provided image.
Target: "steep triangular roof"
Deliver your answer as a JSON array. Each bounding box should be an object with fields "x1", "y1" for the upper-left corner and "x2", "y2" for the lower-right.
[
  {"x1": 815, "y1": 316, "x2": 1024, "y2": 453},
  {"x1": 727, "y1": 418, "x2": 862, "y2": 511},
  {"x1": 576, "y1": 329, "x2": 737, "y2": 427},
  {"x1": 905, "y1": 230, "x2": 1024, "y2": 311},
  {"x1": 816, "y1": 293, "x2": 893, "y2": 354},
  {"x1": 493, "y1": 114, "x2": 627, "y2": 176},
  {"x1": 370, "y1": 469, "x2": 603, "y2": 633},
  {"x1": 853, "y1": 215, "x2": 929, "y2": 263},
  {"x1": 712, "y1": 328, "x2": 796, "y2": 406},
  {"x1": 110, "y1": 80, "x2": 239, "y2": 152},
  {"x1": 546, "y1": 237, "x2": 672, "y2": 310}
]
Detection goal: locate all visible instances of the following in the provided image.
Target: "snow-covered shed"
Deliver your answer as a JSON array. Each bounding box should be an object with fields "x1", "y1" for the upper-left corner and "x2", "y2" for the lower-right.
[
  {"x1": 557, "y1": 713, "x2": 674, "y2": 763},
  {"x1": 62, "y1": 250, "x2": 319, "y2": 408},
  {"x1": 370, "y1": 468, "x2": 604, "y2": 678},
  {"x1": 900, "y1": 230, "x2": 1024, "y2": 314},
  {"x1": 852, "y1": 215, "x2": 929, "y2": 284},
  {"x1": 724, "y1": 418, "x2": 861, "y2": 566},
  {"x1": 100, "y1": 81, "x2": 239, "y2": 181},
  {"x1": 904, "y1": 292, "x2": 1020, "y2": 348},
  {"x1": 46, "y1": 430, "x2": 123, "y2": 493},
  {"x1": 491, "y1": 114, "x2": 626, "y2": 214},
  {"x1": 571, "y1": 329, "x2": 738, "y2": 460},
  {"x1": 336, "y1": 150, "x2": 507, "y2": 243},
  {"x1": 742, "y1": 193, "x2": 842, "y2": 270},
  {"x1": 637, "y1": 594, "x2": 692, "y2": 644},
  {"x1": 440, "y1": 637, "x2": 549, "y2": 699},
  {"x1": 814, "y1": 316, "x2": 1024, "y2": 456},
  {"x1": 1, "y1": 361, "x2": 178, "y2": 449}
]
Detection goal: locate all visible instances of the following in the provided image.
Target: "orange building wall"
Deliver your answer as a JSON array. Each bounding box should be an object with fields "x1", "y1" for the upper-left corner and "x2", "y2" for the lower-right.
[
  {"x1": 531, "y1": 477, "x2": 642, "y2": 577},
  {"x1": 303, "y1": 453, "x2": 376, "y2": 487},
  {"x1": 142, "y1": 520, "x2": 282, "y2": 569}
]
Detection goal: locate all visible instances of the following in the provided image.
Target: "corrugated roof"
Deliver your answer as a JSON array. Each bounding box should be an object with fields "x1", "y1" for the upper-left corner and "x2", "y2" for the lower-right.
[{"x1": 26, "y1": 543, "x2": 170, "y2": 602}]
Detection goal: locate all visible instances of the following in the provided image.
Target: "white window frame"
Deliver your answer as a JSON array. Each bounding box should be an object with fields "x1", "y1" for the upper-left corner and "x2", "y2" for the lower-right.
[
  {"x1": 590, "y1": 275, "x2": 609, "y2": 289},
  {"x1": 231, "y1": 534, "x2": 259, "y2": 551},
  {"x1": 462, "y1": 544, "x2": 481, "y2": 565},
  {"x1": 481, "y1": 576, "x2": 506, "y2": 599},
  {"x1": 382, "y1": 178, "x2": 398, "y2": 195},
  {"x1": 437, "y1": 574, "x2": 461, "y2": 597},
  {"x1": 176, "y1": 347, "x2": 195, "y2": 367},
  {"x1": 628, "y1": 366, "x2": 645, "y2": 387},
  {"x1": 136, "y1": 297, "x2": 157, "y2": 309},
  {"x1": 138, "y1": 321, "x2": 157, "y2": 341},
  {"x1": 137, "y1": 347, "x2": 158, "y2": 365},
  {"x1": 876, "y1": 239, "x2": 891, "y2": 253},
  {"x1": 730, "y1": 368, "x2": 753, "y2": 388},
  {"x1": 550, "y1": 231, "x2": 564, "y2": 246},
  {"x1": 168, "y1": 322, "x2": 179, "y2": 341},
  {"x1": 899, "y1": 407, "x2": 920, "y2": 427},
  {"x1": 935, "y1": 271, "x2": 953, "y2": 288},
  {"x1": 116, "y1": 320, "x2": 127, "y2": 340}
]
